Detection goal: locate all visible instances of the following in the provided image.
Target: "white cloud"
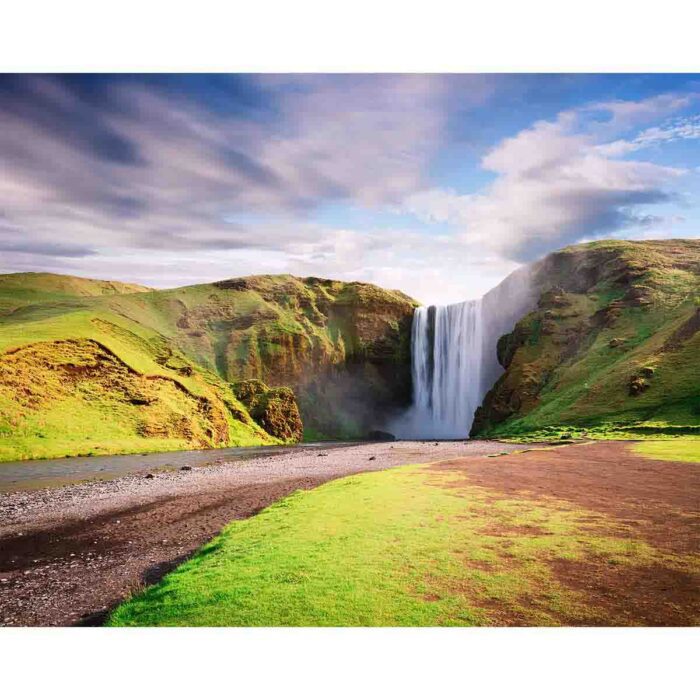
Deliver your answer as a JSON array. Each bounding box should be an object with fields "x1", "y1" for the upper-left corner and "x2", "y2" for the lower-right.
[{"x1": 401, "y1": 96, "x2": 692, "y2": 261}]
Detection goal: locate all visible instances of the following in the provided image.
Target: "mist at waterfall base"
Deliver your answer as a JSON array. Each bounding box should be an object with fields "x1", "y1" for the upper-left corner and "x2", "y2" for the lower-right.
[{"x1": 390, "y1": 266, "x2": 536, "y2": 440}]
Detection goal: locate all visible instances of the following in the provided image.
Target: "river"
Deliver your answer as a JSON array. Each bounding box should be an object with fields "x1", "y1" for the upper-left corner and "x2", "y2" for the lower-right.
[{"x1": 0, "y1": 441, "x2": 356, "y2": 492}]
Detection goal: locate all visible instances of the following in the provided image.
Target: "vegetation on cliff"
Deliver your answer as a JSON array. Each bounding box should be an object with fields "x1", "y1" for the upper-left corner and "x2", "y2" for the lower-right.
[
  {"x1": 233, "y1": 379, "x2": 303, "y2": 443},
  {"x1": 0, "y1": 272, "x2": 416, "y2": 460},
  {"x1": 472, "y1": 239, "x2": 700, "y2": 439}
]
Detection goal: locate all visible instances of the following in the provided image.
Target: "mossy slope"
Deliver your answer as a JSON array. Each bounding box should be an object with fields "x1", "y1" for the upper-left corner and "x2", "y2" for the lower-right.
[
  {"x1": 472, "y1": 239, "x2": 700, "y2": 439},
  {"x1": 0, "y1": 272, "x2": 416, "y2": 460}
]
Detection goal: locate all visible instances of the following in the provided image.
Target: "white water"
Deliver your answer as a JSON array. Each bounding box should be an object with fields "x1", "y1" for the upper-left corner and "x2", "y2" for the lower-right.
[
  {"x1": 392, "y1": 265, "x2": 537, "y2": 439},
  {"x1": 409, "y1": 300, "x2": 484, "y2": 438}
]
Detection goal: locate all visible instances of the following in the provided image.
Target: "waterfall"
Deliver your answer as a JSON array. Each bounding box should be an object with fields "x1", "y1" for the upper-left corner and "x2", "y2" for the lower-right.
[
  {"x1": 392, "y1": 265, "x2": 537, "y2": 439},
  {"x1": 410, "y1": 300, "x2": 484, "y2": 438}
]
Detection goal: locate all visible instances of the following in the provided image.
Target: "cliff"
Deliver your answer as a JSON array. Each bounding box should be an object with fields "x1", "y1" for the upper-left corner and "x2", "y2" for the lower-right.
[
  {"x1": 0, "y1": 272, "x2": 417, "y2": 460},
  {"x1": 471, "y1": 239, "x2": 700, "y2": 438}
]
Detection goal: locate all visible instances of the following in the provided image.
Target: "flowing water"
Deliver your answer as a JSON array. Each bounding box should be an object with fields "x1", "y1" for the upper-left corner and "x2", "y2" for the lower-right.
[
  {"x1": 394, "y1": 265, "x2": 537, "y2": 439},
  {"x1": 410, "y1": 300, "x2": 484, "y2": 438},
  {"x1": 0, "y1": 442, "x2": 356, "y2": 492}
]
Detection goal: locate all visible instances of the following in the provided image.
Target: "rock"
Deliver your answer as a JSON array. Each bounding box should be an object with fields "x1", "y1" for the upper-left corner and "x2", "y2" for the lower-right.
[
  {"x1": 629, "y1": 376, "x2": 649, "y2": 396},
  {"x1": 233, "y1": 380, "x2": 303, "y2": 443},
  {"x1": 145, "y1": 473, "x2": 155, "y2": 479},
  {"x1": 180, "y1": 466, "x2": 192, "y2": 471},
  {"x1": 317, "y1": 452, "x2": 328, "y2": 457},
  {"x1": 367, "y1": 430, "x2": 396, "y2": 441},
  {"x1": 368, "y1": 456, "x2": 376, "y2": 461}
]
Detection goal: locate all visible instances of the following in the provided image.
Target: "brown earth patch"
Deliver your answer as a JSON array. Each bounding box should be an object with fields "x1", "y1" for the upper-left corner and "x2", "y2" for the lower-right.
[
  {"x1": 548, "y1": 558, "x2": 699, "y2": 626},
  {"x1": 426, "y1": 441, "x2": 700, "y2": 625},
  {"x1": 429, "y1": 442, "x2": 700, "y2": 553}
]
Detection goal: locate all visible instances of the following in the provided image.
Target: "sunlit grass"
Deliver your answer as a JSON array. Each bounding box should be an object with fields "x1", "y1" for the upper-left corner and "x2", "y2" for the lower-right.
[
  {"x1": 109, "y1": 463, "x2": 694, "y2": 627},
  {"x1": 633, "y1": 438, "x2": 700, "y2": 463}
]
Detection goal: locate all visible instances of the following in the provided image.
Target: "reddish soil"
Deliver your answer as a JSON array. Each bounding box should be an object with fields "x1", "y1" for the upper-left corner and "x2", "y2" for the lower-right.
[{"x1": 428, "y1": 442, "x2": 700, "y2": 626}]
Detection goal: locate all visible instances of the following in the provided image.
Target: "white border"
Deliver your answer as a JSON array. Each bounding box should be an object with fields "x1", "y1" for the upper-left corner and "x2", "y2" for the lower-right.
[
  {"x1": 1, "y1": 0, "x2": 699, "y2": 72},
  {"x1": 0, "y1": 627, "x2": 697, "y2": 698},
  {"x1": 1, "y1": 3, "x2": 698, "y2": 697}
]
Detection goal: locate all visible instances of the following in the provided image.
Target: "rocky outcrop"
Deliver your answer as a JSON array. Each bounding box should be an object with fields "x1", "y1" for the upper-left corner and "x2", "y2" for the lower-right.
[
  {"x1": 233, "y1": 379, "x2": 303, "y2": 443},
  {"x1": 0, "y1": 339, "x2": 271, "y2": 461}
]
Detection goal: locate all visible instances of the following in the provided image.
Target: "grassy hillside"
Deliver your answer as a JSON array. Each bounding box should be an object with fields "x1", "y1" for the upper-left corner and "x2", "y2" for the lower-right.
[
  {"x1": 0, "y1": 272, "x2": 150, "y2": 315},
  {"x1": 0, "y1": 272, "x2": 416, "y2": 460},
  {"x1": 472, "y1": 239, "x2": 700, "y2": 440}
]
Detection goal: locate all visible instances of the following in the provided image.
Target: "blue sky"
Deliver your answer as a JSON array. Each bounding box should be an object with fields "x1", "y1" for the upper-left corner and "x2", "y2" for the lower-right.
[{"x1": 1, "y1": 74, "x2": 699, "y2": 303}]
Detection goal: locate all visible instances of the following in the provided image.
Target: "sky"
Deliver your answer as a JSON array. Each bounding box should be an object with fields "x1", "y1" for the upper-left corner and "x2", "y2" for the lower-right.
[{"x1": 1, "y1": 73, "x2": 699, "y2": 305}]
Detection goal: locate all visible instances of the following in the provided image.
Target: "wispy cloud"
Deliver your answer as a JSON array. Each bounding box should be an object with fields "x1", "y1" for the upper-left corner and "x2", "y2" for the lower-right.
[
  {"x1": 0, "y1": 76, "x2": 698, "y2": 304},
  {"x1": 598, "y1": 115, "x2": 700, "y2": 156}
]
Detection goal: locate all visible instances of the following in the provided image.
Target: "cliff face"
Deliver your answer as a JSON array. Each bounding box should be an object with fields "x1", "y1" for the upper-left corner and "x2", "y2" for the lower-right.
[
  {"x1": 137, "y1": 275, "x2": 417, "y2": 439},
  {"x1": 471, "y1": 239, "x2": 700, "y2": 438},
  {"x1": 0, "y1": 272, "x2": 417, "y2": 460}
]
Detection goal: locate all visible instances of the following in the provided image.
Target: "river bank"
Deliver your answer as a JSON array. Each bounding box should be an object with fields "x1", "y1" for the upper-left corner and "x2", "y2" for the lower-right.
[{"x1": 0, "y1": 439, "x2": 522, "y2": 626}]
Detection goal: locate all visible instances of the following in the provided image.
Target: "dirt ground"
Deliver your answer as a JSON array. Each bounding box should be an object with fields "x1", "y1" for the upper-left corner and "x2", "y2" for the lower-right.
[
  {"x1": 1, "y1": 440, "x2": 697, "y2": 627},
  {"x1": 0, "y1": 439, "x2": 520, "y2": 626},
  {"x1": 429, "y1": 442, "x2": 700, "y2": 626}
]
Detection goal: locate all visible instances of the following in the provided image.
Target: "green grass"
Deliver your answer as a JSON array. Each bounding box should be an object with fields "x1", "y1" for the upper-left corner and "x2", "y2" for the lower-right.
[
  {"x1": 108, "y1": 462, "x2": 694, "y2": 627},
  {"x1": 0, "y1": 305, "x2": 275, "y2": 461},
  {"x1": 633, "y1": 438, "x2": 700, "y2": 463}
]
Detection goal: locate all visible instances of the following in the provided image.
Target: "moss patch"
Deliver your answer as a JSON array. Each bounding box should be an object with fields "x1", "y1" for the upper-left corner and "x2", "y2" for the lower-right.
[
  {"x1": 233, "y1": 379, "x2": 303, "y2": 443},
  {"x1": 633, "y1": 438, "x2": 700, "y2": 463}
]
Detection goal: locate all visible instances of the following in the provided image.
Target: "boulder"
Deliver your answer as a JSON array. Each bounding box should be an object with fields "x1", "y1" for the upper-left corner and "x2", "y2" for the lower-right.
[{"x1": 233, "y1": 379, "x2": 303, "y2": 443}]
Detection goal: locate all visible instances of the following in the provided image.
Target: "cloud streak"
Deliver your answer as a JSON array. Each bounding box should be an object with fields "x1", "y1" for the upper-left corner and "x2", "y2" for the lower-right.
[
  {"x1": 0, "y1": 74, "x2": 459, "y2": 256},
  {"x1": 0, "y1": 76, "x2": 698, "y2": 304}
]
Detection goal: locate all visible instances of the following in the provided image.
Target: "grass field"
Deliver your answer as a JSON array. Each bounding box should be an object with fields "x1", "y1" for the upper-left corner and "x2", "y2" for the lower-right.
[
  {"x1": 633, "y1": 438, "x2": 700, "y2": 463},
  {"x1": 109, "y1": 445, "x2": 699, "y2": 627}
]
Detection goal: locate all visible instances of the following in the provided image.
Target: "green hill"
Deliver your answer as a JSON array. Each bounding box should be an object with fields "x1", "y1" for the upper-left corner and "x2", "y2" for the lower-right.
[
  {"x1": 0, "y1": 272, "x2": 416, "y2": 461},
  {"x1": 0, "y1": 272, "x2": 150, "y2": 314},
  {"x1": 472, "y1": 239, "x2": 700, "y2": 440}
]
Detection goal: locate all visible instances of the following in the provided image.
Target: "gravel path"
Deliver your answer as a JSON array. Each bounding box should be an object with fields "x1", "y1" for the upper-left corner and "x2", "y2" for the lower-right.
[{"x1": 0, "y1": 440, "x2": 522, "y2": 626}]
